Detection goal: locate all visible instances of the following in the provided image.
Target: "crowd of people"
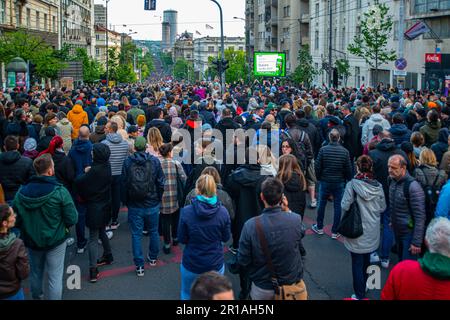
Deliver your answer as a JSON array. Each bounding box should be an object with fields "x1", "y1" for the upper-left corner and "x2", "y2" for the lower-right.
[{"x1": 0, "y1": 80, "x2": 449, "y2": 300}]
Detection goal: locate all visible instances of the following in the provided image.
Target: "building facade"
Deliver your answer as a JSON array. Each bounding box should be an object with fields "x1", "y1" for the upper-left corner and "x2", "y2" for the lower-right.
[
  {"x1": 162, "y1": 9, "x2": 177, "y2": 52},
  {"x1": 310, "y1": 0, "x2": 450, "y2": 90},
  {"x1": 61, "y1": 0, "x2": 95, "y2": 56},
  {"x1": 173, "y1": 31, "x2": 194, "y2": 63},
  {"x1": 94, "y1": 3, "x2": 106, "y2": 27},
  {"x1": 193, "y1": 36, "x2": 245, "y2": 80},
  {"x1": 246, "y1": 0, "x2": 310, "y2": 73},
  {"x1": 95, "y1": 24, "x2": 121, "y2": 66}
]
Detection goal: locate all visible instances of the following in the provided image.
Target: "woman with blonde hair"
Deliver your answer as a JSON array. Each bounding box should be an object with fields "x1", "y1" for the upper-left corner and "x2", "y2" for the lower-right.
[
  {"x1": 256, "y1": 144, "x2": 278, "y2": 176},
  {"x1": 146, "y1": 127, "x2": 163, "y2": 158},
  {"x1": 178, "y1": 174, "x2": 231, "y2": 300},
  {"x1": 110, "y1": 115, "x2": 128, "y2": 141},
  {"x1": 121, "y1": 96, "x2": 131, "y2": 111},
  {"x1": 90, "y1": 111, "x2": 106, "y2": 132}
]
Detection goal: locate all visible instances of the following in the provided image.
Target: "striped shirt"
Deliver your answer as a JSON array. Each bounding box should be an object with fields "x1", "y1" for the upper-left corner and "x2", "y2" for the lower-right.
[{"x1": 102, "y1": 133, "x2": 130, "y2": 176}]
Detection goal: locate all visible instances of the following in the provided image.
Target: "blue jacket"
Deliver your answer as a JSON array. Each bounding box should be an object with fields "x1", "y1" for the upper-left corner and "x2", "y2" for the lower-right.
[
  {"x1": 389, "y1": 124, "x2": 412, "y2": 147},
  {"x1": 435, "y1": 180, "x2": 450, "y2": 219},
  {"x1": 68, "y1": 139, "x2": 93, "y2": 177},
  {"x1": 178, "y1": 198, "x2": 231, "y2": 274}
]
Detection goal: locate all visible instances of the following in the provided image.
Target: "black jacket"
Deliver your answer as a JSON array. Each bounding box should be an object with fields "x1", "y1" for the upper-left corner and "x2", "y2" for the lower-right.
[
  {"x1": 343, "y1": 114, "x2": 361, "y2": 160},
  {"x1": 283, "y1": 125, "x2": 314, "y2": 163},
  {"x1": 36, "y1": 135, "x2": 52, "y2": 153},
  {"x1": 200, "y1": 110, "x2": 216, "y2": 127},
  {"x1": 431, "y1": 128, "x2": 449, "y2": 164},
  {"x1": 144, "y1": 119, "x2": 172, "y2": 143},
  {"x1": 237, "y1": 206, "x2": 304, "y2": 290},
  {"x1": 297, "y1": 118, "x2": 321, "y2": 158},
  {"x1": 184, "y1": 156, "x2": 223, "y2": 195},
  {"x1": 0, "y1": 151, "x2": 35, "y2": 201},
  {"x1": 283, "y1": 173, "x2": 306, "y2": 218},
  {"x1": 315, "y1": 142, "x2": 352, "y2": 183},
  {"x1": 53, "y1": 151, "x2": 75, "y2": 193},
  {"x1": 74, "y1": 144, "x2": 112, "y2": 229}
]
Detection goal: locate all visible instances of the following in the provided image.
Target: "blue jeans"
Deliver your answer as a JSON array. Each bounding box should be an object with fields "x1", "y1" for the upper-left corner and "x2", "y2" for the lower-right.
[
  {"x1": 350, "y1": 252, "x2": 370, "y2": 300},
  {"x1": 379, "y1": 207, "x2": 394, "y2": 260},
  {"x1": 316, "y1": 181, "x2": 345, "y2": 233},
  {"x1": 28, "y1": 241, "x2": 67, "y2": 300},
  {"x1": 3, "y1": 288, "x2": 24, "y2": 300},
  {"x1": 180, "y1": 263, "x2": 225, "y2": 300},
  {"x1": 396, "y1": 232, "x2": 416, "y2": 261},
  {"x1": 75, "y1": 201, "x2": 87, "y2": 249},
  {"x1": 128, "y1": 205, "x2": 160, "y2": 267}
]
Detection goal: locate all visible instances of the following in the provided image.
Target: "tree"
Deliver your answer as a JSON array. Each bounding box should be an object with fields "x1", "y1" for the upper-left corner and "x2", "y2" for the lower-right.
[
  {"x1": 224, "y1": 48, "x2": 246, "y2": 84},
  {"x1": 173, "y1": 58, "x2": 194, "y2": 81},
  {"x1": 73, "y1": 48, "x2": 104, "y2": 83},
  {"x1": 348, "y1": 3, "x2": 396, "y2": 86},
  {"x1": 335, "y1": 58, "x2": 351, "y2": 87},
  {"x1": 291, "y1": 44, "x2": 318, "y2": 87}
]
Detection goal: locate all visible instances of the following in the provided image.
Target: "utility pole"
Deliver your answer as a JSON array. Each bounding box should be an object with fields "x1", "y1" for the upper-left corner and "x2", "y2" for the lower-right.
[
  {"x1": 211, "y1": 0, "x2": 225, "y2": 95},
  {"x1": 328, "y1": 0, "x2": 333, "y2": 89},
  {"x1": 106, "y1": 0, "x2": 110, "y2": 87},
  {"x1": 397, "y1": 0, "x2": 405, "y2": 88}
]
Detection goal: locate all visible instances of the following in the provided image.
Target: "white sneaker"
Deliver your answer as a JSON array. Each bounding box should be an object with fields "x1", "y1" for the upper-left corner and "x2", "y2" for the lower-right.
[
  {"x1": 381, "y1": 259, "x2": 390, "y2": 269},
  {"x1": 66, "y1": 237, "x2": 75, "y2": 247},
  {"x1": 331, "y1": 233, "x2": 341, "y2": 240},
  {"x1": 370, "y1": 252, "x2": 380, "y2": 264},
  {"x1": 310, "y1": 199, "x2": 317, "y2": 208},
  {"x1": 106, "y1": 230, "x2": 113, "y2": 240},
  {"x1": 77, "y1": 247, "x2": 85, "y2": 254}
]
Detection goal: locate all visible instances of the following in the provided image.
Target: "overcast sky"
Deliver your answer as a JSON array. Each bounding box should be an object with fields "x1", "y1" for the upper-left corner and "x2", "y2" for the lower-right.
[{"x1": 94, "y1": 0, "x2": 246, "y2": 41}]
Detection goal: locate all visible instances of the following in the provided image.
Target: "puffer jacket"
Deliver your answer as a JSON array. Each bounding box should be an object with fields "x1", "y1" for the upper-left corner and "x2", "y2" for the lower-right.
[
  {"x1": 389, "y1": 124, "x2": 412, "y2": 147},
  {"x1": 431, "y1": 128, "x2": 449, "y2": 164},
  {"x1": 315, "y1": 142, "x2": 352, "y2": 183},
  {"x1": 361, "y1": 113, "x2": 391, "y2": 145},
  {"x1": 414, "y1": 164, "x2": 447, "y2": 192},
  {"x1": 0, "y1": 233, "x2": 29, "y2": 299},
  {"x1": 56, "y1": 118, "x2": 73, "y2": 154},
  {"x1": 389, "y1": 174, "x2": 426, "y2": 247},
  {"x1": 342, "y1": 178, "x2": 386, "y2": 254},
  {"x1": 420, "y1": 121, "x2": 442, "y2": 147},
  {"x1": 0, "y1": 151, "x2": 35, "y2": 202},
  {"x1": 67, "y1": 104, "x2": 88, "y2": 139}
]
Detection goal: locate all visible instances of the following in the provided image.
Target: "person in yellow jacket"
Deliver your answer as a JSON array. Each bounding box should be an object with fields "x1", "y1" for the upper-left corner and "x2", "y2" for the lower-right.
[{"x1": 67, "y1": 102, "x2": 88, "y2": 140}]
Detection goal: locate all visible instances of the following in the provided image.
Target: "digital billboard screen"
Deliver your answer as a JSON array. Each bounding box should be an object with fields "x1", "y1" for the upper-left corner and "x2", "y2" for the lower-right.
[{"x1": 253, "y1": 52, "x2": 286, "y2": 77}]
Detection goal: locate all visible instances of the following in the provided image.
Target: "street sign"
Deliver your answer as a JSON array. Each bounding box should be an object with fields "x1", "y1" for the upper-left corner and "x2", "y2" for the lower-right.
[
  {"x1": 395, "y1": 58, "x2": 407, "y2": 70},
  {"x1": 144, "y1": 0, "x2": 156, "y2": 10},
  {"x1": 394, "y1": 70, "x2": 407, "y2": 76},
  {"x1": 425, "y1": 53, "x2": 441, "y2": 63}
]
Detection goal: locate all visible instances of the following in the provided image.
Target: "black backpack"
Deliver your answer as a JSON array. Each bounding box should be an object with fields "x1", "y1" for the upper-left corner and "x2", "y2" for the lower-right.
[
  {"x1": 127, "y1": 160, "x2": 155, "y2": 201},
  {"x1": 417, "y1": 169, "x2": 441, "y2": 225}
]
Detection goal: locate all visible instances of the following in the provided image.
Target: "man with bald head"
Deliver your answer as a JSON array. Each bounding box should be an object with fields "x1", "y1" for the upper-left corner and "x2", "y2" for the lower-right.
[{"x1": 388, "y1": 154, "x2": 426, "y2": 262}]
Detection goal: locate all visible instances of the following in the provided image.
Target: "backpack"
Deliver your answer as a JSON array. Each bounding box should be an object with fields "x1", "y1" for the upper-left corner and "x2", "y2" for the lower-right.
[
  {"x1": 283, "y1": 129, "x2": 308, "y2": 171},
  {"x1": 127, "y1": 160, "x2": 155, "y2": 201},
  {"x1": 417, "y1": 168, "x2": 441, "y2": 225}
]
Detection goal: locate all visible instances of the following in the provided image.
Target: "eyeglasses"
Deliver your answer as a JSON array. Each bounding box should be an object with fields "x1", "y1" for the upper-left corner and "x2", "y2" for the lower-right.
[{"x1": 282, "y1": 145, "x2": 291, "y2": 149}]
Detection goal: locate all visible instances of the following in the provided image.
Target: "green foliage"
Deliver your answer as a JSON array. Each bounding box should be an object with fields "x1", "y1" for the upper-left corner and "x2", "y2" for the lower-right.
[
  {"x1": 291, "y1": 44, "x2": 318, "y2": 87},
  {"x1": 0, "y1": 30, "x2": 66, "y2": 79},
  {"x1": 224, "y1": 48, "x2": 246, "y2": 83},
  {"x1": 335, "y1": 58, "x2": 351, "y2": 86},
  {"x1": 173, "y1": 58, "x2": 194, "y2": 81},
  {"x1": 116, "y1": 64, "x2": 137, "y2": 83},
  {"x1": 160, "y1": 52, "x2": 173, "y2": 73},
  {"x1": 72, "y1": 48, "x2": 104, "y2": 83}
]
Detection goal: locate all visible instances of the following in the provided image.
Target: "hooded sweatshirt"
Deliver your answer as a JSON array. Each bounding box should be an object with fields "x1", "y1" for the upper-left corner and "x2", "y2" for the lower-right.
[
  {"x1": 431, "y1": 128, "x2": 449, "y2": 163},
  {"x1": 420, "y1": 121, "x2": 442, "y2": 147},
  {"x1": 102, "y1": 133, "x2": 129, "y2": 176},
  {"x1": 361, "y1": 113, "x2": 391, "y2": 145},
  {"x1": 0, "y1": 151, "x2": 35, "y2": 201},
  {"x1": 56, "y1": 118, "x2": 73, "y2": 153},
  {"x1": 178, "y1": 197, "x2": 231, "y2": 274},
  {"x1": 389, "y1": 123, "x2": 412, "y2": 147},
  {"x1": 67, "y1": 104, "x2": 88, "y2": 139},
  {"x1": 68, "y1": 139, "x2": 93, "y2": 177},
  {"x1": 341, "y1": 178, "x2": 386, "y2": 253}
]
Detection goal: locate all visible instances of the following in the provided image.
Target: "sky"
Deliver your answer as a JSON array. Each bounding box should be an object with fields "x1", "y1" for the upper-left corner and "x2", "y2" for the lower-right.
[{"x1": 94, "y1": 0, "x2": 246, "y2": 41}]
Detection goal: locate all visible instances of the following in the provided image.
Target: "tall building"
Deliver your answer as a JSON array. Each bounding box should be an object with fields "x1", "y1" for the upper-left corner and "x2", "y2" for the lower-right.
[
  {"x1": 94, "y1": 4, "x2": 106, "y2": 27},
  {"x1": 310, "y1": 0, "x2": 450, "y2": 89},
  {"x1": 193, "y1": 36, "x2": 245, "y2": 80},
  {"x1": 173, "y1": 31, "x2": 194, "y2": 63},
  {"x1": 162, "y1": 10, "x2": 178, "y2": 52},
  {"x1": 94, "y1": 25, "x2": 121, "y2": 66},
  {"x1": 246, "y1": 0, "x2": 310, "y2": 73},
  {"x1": 162, "y1": 22, "x2": 171, "y2": 52},
  {"x1": 61, "y1": 0, "x2": 95, "y2": 56}
]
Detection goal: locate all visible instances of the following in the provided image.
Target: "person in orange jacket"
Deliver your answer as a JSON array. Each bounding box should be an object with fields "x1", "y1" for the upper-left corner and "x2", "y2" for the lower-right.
[{"x1": 67, "y1": 102, "x2": 89, "y2": 140}]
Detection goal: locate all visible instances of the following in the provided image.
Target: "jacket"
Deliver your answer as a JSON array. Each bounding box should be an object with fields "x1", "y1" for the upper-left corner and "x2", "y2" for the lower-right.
[
  {"x1": 420, "y1": 121, "x2": 441, "y2": 147},
  {"x1": 67, "y1": 104, "x2": 88, "y2": 139},
  {"x1": 128, "y1": 107, "x2": 145, "y2": 124},
  {"x1": 121, "y1": 151, "x2": 165, "y2": 208},
  {"x1": 200, "y1": 110, "x2": 216, "y2": 127},
  {"x1": 144, "y1": 119, "x2": 172, "y2": 143},
  {"x1": 56, "y1": 119, "x2": 73, "y2": 154},
  {"x1": 13, "y1": 176, "x2": 78, "y2": 251},
  {"x1": 389, "y1": 174, "x2": 426, "y2": 247},
  {"x1": 68, "y1": 139, "x2": 93, "y2": 177},
  {"x1": 435, "y1": 180, "x2": 450, "y2": 219},
  {"x1": 282, "y1": 173, "x2": 306, "y2": 217},
  {"x1": 237, "y1": 206, "x2": 304, "y2": 290},
  {"x1": 361, "y1": 113, "x2": 391, "y2": 145},
  {"x1": 431, "y1": 128, "x2": 449, "y2": 164},
  {"x1": 315, "y1": 142, "x2": 352, "y2": 183},
  {"x1": 102, "y1": 133, "x2": 129, "y2": 176},
  {"x1": 74, "y1": 144, "x2": 112, "y2": 229},
  {"x1": 53, "y1": 151, "x2": 75, "y2": 192},
  {"x1": 297, "y1": 118, "x2": 321, "y2": 157},
  {"x1": 341, "y1": 178, "x2": 386, "y2": 254},
  {"x1": 343, "y1": 114, "x2": 361, "y2": 160},
  {"x1": 89, "y1": 125, "x2": 106, "y2": 144},
  {"x1": 413, "y1": 164, "x2": 447, "y2": 192},
  {"x1": 0, "y1": 151, "x2": 35, "y2": 202},
  {"x1": 160, "y1": 158, "x2": 187, "y2": 214},
  {"x1": 216, "y1": 117, "x2": 241, "y2": 158},
  {"x1": 389, "y1": 124, "x2": 412, "y2": 147},
  {"x1": 178, "y1": 197, "x2": 231, "y2": 274},
  {"x1": 185, "y1": 184, "x2": 236, "y2": 220},
  {"x1": 0, "y1": 233, "x2": 29, "y2": 299},
  {"x1": 84, "y1": 105, "x2": 99, "y2": 124},
  {"x1": 381, "y1": 252, "x2": 450, "y2": 300},
  {"x1": 283, "y1": 126, "x2": 314, "y2": 162},
  {"x1": 184, "y1": 156, "x2": 223, "y2": 195},
  {"x1": 319, "y1": 115, "x2": 341, "y2": 141}
]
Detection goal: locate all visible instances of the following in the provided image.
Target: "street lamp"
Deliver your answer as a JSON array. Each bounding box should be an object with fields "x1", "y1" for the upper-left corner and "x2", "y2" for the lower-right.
[
  {"x1": 211, "y1": 0, "x2": 225, "y2": 94},
  {"x1": 105, "y1": 0, "x2": 111, "y2": 87}
]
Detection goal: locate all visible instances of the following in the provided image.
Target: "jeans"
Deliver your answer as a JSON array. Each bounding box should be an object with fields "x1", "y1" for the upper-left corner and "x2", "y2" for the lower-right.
[
  {"x1": 316, "y1": 181, "x2": 345, "y2": 233},
  {"x1": 180, "y1": 263, "x2": 225, "y2": 300},
  {"x1": 350, "y1": 252, "x2": 370, "y2": 300},
  {"x1": 379, "y1": 207, "x2": 394, "y2": 260},
  {"x1": 128, "y1": 205, "x2": 160, "y2": 267},
  {"x1": 3, "y1": 288, "x2": 24, "y2": 300},
  {"x1": 28, "y1": 241, "x2": 67, "y2": 300},
  {"x1": 161, "y1": 210, "x2": 180, "y2": 245},
  {"x1": 111, "y1": 175, "x2": 122, "y2": 224},
  {"x1": 75, "y1": 201, "x2": 87, "y2": 249},
  {"x1": 396, "y1": 232, "x2": 416, "y2": 261},
  {"x1": 88, "y1": 227, "x2": 112, "y2": 268}
]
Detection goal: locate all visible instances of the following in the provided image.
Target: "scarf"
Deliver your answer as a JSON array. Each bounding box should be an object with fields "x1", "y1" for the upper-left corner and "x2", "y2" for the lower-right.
[{"x1": 196, "y1": 195, "x2": 218, "y2": 206}]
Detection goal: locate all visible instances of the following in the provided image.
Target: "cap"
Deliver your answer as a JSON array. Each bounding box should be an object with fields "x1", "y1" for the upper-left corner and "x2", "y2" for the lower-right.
[
  {"x1": 134, "y1": 136, "x2": 147, "y2": 151},
  {"x1": 131, "y1": 99, "x2": 139, "y2": 106}
]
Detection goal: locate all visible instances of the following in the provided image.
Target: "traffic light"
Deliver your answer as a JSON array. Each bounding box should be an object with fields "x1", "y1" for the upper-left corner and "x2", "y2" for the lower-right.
[
  {"x1": 221, "y1": 59, "x2": 229, "y2": 72},
  {"x1": 212, "y1": 58, "x2": 222, "y2": 74}
]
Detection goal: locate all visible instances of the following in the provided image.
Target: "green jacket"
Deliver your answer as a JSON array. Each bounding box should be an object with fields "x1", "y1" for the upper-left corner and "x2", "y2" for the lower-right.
[
  {"x1": 13, "y1": 176, "x2": 78, "y2": 251},
  {"x1": 127, "y1": 107, "x2": 145, "y2": 123},
  {"x1": 420, "y1": 121, "x2": 441, "y2": 147}
]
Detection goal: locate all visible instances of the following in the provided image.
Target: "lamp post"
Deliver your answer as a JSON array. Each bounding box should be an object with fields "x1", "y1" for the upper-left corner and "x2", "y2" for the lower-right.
[
  {"x1": 211, "y1": 0, "x2": 225, "y2": 94},
  {"x1": 105, "y1": 0, "x2": 111, "y2": 87}
]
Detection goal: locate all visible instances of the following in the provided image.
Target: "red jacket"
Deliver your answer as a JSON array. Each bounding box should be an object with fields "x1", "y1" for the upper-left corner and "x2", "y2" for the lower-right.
[{"x1": 381, "y1": 260, "x2": 450, "y2": 300}]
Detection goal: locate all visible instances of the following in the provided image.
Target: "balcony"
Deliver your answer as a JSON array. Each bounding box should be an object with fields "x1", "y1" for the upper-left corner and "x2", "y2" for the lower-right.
[{"x1": 301, "y1": 13, "x2": 310, "y2": 24}]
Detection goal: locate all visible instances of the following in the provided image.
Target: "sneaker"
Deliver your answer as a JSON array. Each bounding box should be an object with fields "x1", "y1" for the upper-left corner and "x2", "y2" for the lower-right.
[
  {"x1": 142, "y1": 230, "x2": 149, "y2": 236},
  {"x1": 147, "y1": 255, "x2": 157, "y2": 266},
  {"x1": 136, "y1": 266, "x2": 145, "y2": 277},
  {"x1": 106, "y1": 230, "x2": 113, "y2": 240},
  {"x1": 228, "y1": 245, "x2": 238, "y2": 255},
  {"x1": 381, "y1": 259, "x2": 390, "y2": 269},
  {"x1": 331, "y1": 233, "x2": 341, "y2": 240},
  {"x1": 108, "y1": 222, "x2": 120, "y2": 230},
  {"x1": 89, "y1": 267, "x2": 99, "y2": 283},
  {"x1": 77, "y1": 247, "x2": 85, "y2": 254},
  {"x1": 66, "y1": 237, "x2": 75, "y2": 247},
  {"x1": 370, "y1": 252, "x2": 380, "y2": 264},
  {"x1": 350, "y1": 294, "x2": 359, "y2": 300},
  {"x1": 311, "y1": 224, "x2": 324, "y2": 235},
  {"x1": 310, "y1": 199, "x2": 317, "y2": 208},
  {"x1": 163, "y1": 245, "x2": 171, "y2": 254},
  {"x1": 97, "y1": 254, "x2": 114, "y2": 266}
]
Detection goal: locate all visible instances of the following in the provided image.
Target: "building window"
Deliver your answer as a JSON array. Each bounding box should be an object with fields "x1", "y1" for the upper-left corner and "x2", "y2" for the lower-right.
[
  {"x1": 36, "y1": 11, "x2": 40, "y2": 30},
  {"x1": 283, "y1": 27, "x2": 290, "y2": 37},
  {"x1": 423, "y1": 16, "x2": 450, "y2": 39},
  {"x1": 96, "y1": 48, "x2": 100, "y2": 56},
  {"x1": 355, "y1": 66, "x2": 361, "y2": 88},
  {"x1": 15, "y1": 4, "x2": 21, "y2": 26},
  {"x1": 357, "y1": 0, "x2": 362, "y2": 9},
  {"x1": 208, "y1": 46, "x2": 215, "y2": 52},
  {"x1": 356, "y1": 25, "x2": 361, "y2": 36},
  {"x1": 315, "y1": 30, "x2": 319, "y2": 50},
  {"x1": 239, "y1": 46, "x2": 244, "y2": 51},
  {"x1": 315, "y1": 3, "x2": 319, "y2": 17},
  {"x1": 341, "y1": 27, "x2": 345, "y2": 51},
  {"x1": 26, "y1": 8, "x2": 31, "y2": 27},
  {"x1": 0, "y1": 0, "x2": 5, "y2": 24},
  {"x1": 53, "y1": 16, "x2": 56, "y2": 32},
  {"x1": 283, "y1": 6, "x2": 291, "y2": 17},
  {"x1": 259, "y1": 14, "x2": 263, "y2": 23},
  {"x1": 44, "y1": 14, "x2": 48, "y2": 31},
  {"x1": 96, "y1": 34, "x2": 100, "y2": 41},
  {"x1": 414, "y1": 0, "x2": 450, "y2": 14}
]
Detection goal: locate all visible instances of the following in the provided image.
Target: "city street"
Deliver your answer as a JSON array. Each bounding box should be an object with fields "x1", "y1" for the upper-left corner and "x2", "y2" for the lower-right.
[{"x1": 23, "y1": 201, "x2": 394, "y2": 300}]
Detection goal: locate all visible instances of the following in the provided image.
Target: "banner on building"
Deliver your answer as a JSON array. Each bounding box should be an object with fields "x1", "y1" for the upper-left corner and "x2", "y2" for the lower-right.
[
  {"x1": 404, "y1": 21, "x2": 430, "y2": 40},
  {"x1": 425, "y1": 53, "x2": 442, "y2": 63},
  {"x1": 144, "y1": 0, "x2": 156, "y2": 10}
]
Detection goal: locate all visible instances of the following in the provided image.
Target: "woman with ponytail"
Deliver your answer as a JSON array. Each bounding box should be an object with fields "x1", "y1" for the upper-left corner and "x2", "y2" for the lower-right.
[{"x1": 178, "y1": 174, "x2": 231, "y2": 300}]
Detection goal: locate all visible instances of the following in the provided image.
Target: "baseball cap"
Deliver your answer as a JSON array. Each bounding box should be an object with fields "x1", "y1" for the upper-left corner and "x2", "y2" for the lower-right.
[{"x1": 134, "y1": 136, "x2": 147, "y2": 151}]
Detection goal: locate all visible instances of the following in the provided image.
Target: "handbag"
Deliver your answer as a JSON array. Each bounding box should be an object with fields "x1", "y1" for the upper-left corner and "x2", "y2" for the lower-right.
[
  {"x1": 255, "y1": 216, "x2": 308, "y2": 300},
  {"x1": 337, "y1": 185, "x2": 363, "y2": 239},
  {"x1": 174, "y1": 161, "x2": 185, "y2": 208}
]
